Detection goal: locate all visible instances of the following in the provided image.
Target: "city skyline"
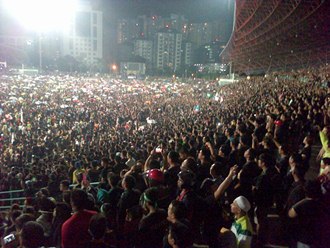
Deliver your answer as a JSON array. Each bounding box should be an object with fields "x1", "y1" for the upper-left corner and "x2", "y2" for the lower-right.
[{"x1": 0, "y1": 0, "x2": 234, "y2": 76}]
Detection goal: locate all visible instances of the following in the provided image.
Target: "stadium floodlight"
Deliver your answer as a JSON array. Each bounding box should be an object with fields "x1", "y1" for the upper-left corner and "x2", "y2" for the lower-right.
[{"x1": 3, "y1": 0, "x2": 77, "y2": 32}]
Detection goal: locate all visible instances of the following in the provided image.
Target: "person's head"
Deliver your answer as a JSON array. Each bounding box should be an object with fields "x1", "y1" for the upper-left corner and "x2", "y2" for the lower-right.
[
  {"x1": 146, "y1": 169, "x2": 164, "y2": 187},
  {"x1": 15, "y1": 214, "x2": 35, "y2": 233},
  {"x1": 107, "y1": 172, "x2": 121, "y2": 188},
  {"x1": 321, "y1": 157, "x2": 330, "y2": 172},
  {"x1": 225, "y1": 128, "x2": 234, "y2": 138},
  {"x1": 74, "y1": 161, "x2": 82, "y2": 169},
  {"x1": 37, "y1": 197, "x2": 55, "y2": 214},
  {"x1": 167, "y1": 223, "x2": 189, "y2": 248},
  {"x1": 53, "y1": 202, "x2": 71, "y2": 223},
  {"x1": 88, "y1": 214, "x2": 107, "y2": 240},
  {"x1": 167, "y1": 200, "x2": 186, "y2": 223},
  {"x1": 230, "y1": 196, "x2": 251, "y2": 217},
  {"x1": 180, "y1": 158, "x2": 198, "y2": 174},
  {"x1": 22, "y1": 206, "x2": 36, "y2": 216},
  {"x1": 70, "y1": 189, "x2": 88, "y2": 212},
  {"x1": 168, "y1": 151, "x2": 180, "y2": 165},
  {"x1": 279, "y1": 144, "x2": 289, "y2": 156},
  {"x1": 289, "y1": 153, "x2": 303, "y2": 169},
  {"x1": 62, "y1": 190, "x2": 71, "y2": 206},
  {"x1": 10, "y1": 210, "x2": 22, "y2": 224},
  {"x1": 218, "y1": 145, "x2": 230, "y2": 157},
  {"x1": 244, "y1": 148, "x2": 256, "y2": 161},
  {"x1": 303, "y1": 135, "x2": 313, "y2": 146},
  {"x1": 177, "y1": 170, "x2": 195, "y2": 190},
  {"x1": 122, "y1": 175, "x2": 136, "y2": 190},
  {"x1": 304, "y1": 180, "x2": 322, "y2": 199},
  {"x1": 258, "y1": 153, "x2": 274, "y2": 170},
  {"x1": 141, "y1": 187, "x2": 158, "y2": 212},
  {"x1": 91, "y1": 160, "x2": 99, "y2": 169},
  {"x1": 60, "y1": 180, "x2": 70, "y2": 192},
  {"x1": 121, "y1": 150, "x2": 128, "y2": 159},
  {"x1": 36, "y1": 188, "x2": 49, "y2": 198},
  {"x1": 20, "y1": 221, "x2": 44, "y2": 248},
  {"x1": 179, "y1": 146, "x2": 189, "y2": 161},
  {"x1": 210, "y1": 162, "x2": 223, "y2": 179},
  {"x1": 198, "y1": 147, "x2": 211, "y2": 162},
  {"x1": 101, "y1": 157, "x2": 109, "y2": 167}
]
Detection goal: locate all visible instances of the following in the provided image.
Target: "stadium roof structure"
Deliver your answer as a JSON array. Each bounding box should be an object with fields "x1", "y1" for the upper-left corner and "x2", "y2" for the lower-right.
[{"x1": 221, "y1": 0, "x2": 330, "y2": 74}]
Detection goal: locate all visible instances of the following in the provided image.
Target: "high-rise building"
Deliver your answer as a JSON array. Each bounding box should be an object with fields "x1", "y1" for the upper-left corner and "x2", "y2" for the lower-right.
[
  {"x1": 154, "y1": 28, "x2": 182, "y2": 72},
  {"x1": 182, "y1": 42, "x2": 192, "y2": 66},
  {"x1": 61, "y1": 1, "x2": 103, "y2": 66},
  {"x1": 134, "y1": 39, "x2": 153, "y2": 65},
  {"x1": 188, "y1": 21, "x2": 225, "y2": 48}
]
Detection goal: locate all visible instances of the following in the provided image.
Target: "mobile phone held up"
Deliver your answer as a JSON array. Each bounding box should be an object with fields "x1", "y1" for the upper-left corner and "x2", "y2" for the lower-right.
[
  {"x1": 3, "y1": 233, "x2": 15, "y2": 244},
  {"x1": 155, "y1": 147, "x2": 162, "y2": 153}
]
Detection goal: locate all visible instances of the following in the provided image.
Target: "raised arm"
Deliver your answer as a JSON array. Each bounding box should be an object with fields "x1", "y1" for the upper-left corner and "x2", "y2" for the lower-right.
[{"x1": 214, "y1": 165, "x2": 238, "y2": 200}]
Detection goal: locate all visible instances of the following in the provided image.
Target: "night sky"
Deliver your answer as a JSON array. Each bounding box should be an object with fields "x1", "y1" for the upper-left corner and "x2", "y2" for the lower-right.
[{"x1": 98, "y1": 0, "x2": 233, "y2": 22}]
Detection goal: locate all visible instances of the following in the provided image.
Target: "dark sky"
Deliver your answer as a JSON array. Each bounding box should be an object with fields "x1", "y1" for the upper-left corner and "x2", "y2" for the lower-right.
[{"x1": 99, "y1": 0, "x2": 233, "y2": 22}]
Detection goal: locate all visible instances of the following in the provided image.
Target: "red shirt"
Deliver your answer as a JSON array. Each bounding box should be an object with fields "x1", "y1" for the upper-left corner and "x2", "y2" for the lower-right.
[{"x1": 61, "y1": 210, "x2": 97, "y2": 248}]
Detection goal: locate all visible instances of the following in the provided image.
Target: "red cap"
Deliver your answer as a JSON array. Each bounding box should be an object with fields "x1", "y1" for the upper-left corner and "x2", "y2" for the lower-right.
[{"x1": 147, "y1": 169, "x2": 164, "y2": 182}]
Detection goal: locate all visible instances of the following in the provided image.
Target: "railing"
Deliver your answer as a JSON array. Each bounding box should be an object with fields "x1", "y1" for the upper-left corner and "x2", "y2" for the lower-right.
[{"x1": 0, "y1": 182, "x2": 100, "y2": 210}]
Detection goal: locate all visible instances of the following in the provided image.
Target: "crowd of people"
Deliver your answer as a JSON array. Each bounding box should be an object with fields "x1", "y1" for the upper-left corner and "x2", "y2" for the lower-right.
[{"x1": 0, "y1": 64, "x2": 329, "y2": 248}]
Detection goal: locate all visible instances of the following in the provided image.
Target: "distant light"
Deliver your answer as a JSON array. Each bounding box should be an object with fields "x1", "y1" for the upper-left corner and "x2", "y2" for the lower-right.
[
  {"x1": 112, "y1": 64, "x2": 117, "y2": 70},
  {"x1": 3, "y1": 0, "x2": 77, "y2": 32}
]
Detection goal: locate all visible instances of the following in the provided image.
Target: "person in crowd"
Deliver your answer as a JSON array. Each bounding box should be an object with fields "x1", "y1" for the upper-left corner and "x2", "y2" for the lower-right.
[
  {"x1": 254, "y1": 153, "x2": 280, "y2": 245},
  {"x1": 288, "y1": 180, "x2": 322, "y2": 248},
  {"x1": 136, "y1": 187, "x2": 167, "y2": 248},
  {"x1": 36, "y1": 197, "x2": 55, "y2": 242},
  {"x1": 19, "y1": 221, "x2": 45, "y2": 248},
  {"x1": 85, "y1": 214, "x2": 109, "y2": 248},
  {"x1": 164, "y1": 200, "x2": 192, "y2": 248},
  {"x1": 117, "y1": 175, "x2": 140, "y2": 229},
  {"x1": 61, "y1": 189, "x2": 97, "y2": 248},
  {"x1": 0, "y1": 65, "x2": 329, "y2": 247},
  {"x1": 51, "y1": 202, "x2": 72, "y2": 248},
  {"x1": 319, "y1": 126, "x2": 330, "y2": 174},
  {"x1": 230, "y1": 196, "x2": 253, "y2": 248}
]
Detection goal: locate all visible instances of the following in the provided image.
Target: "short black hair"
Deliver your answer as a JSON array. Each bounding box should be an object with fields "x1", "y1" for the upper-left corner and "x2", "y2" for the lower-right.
[
  {"x1": 123, "y1": 175, "x2": 136, "y2": 190},
  {"x1": 107, "y1": 172, "x2": 121, "y2": 187},
  {"x1": 89, "y1": 214, "x2": 107, "y2": 239},
  {"x1": 70, "y1": 189, "x2": 88, "y2": 211},
  {"x1": 170, "y1": 200, "x2": 186, "y2": 220},
  {"x1": 258, "y1": 153, "x2": 274, "y2": 168},
  {"x1": 168, "y1": 151, "x2": 180, "y2": 163},
  {"x1": 60, "y1": 180, "x2": 70, "y2": 188},
  {"x1": 290, "y1": 153, "x2": 303, "y2": 165},
  {"x1": 21, "y1": 221, "x2": 45, "y2": 248},
  {"x1": 15, "y1": 214, "x2": 35, "y2": 231},
  {"x1": 304, "y1": 180, "x2": 322, "y2": 199}
]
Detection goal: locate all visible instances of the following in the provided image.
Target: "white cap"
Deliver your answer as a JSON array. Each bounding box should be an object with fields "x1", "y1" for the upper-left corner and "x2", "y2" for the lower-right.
[{"x1": 234, "y1": 196, "x2": 251, "y2": 212}]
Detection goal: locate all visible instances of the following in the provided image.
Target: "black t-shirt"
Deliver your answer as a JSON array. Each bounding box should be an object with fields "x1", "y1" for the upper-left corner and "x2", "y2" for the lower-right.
[
  {"x1": 293, "y1": 198, "x2": 320, "y2": 245},
  {"x1": 164, "y1": 165, "x2": 180, "y2": 195},
  {"x1": 137, "y1": 209, "x2": 167, "y2": 248},
  {"x1": 88, "y1": 169, "x2": 100, "y2": 182}
]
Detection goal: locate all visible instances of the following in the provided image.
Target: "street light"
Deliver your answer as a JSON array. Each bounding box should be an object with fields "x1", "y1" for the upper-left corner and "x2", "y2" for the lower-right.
[{"x1": 3, "y1": 0, "x2": 77, "y2": 71}]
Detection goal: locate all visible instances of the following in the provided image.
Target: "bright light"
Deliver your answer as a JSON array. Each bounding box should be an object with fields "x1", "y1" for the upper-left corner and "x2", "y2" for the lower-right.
[
  {"x1": 112, "y1": 65, "x2": 117, "y2": 71},
  {"x1": 3, "y1": 0, "x2": 77, "y2": 32}
]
